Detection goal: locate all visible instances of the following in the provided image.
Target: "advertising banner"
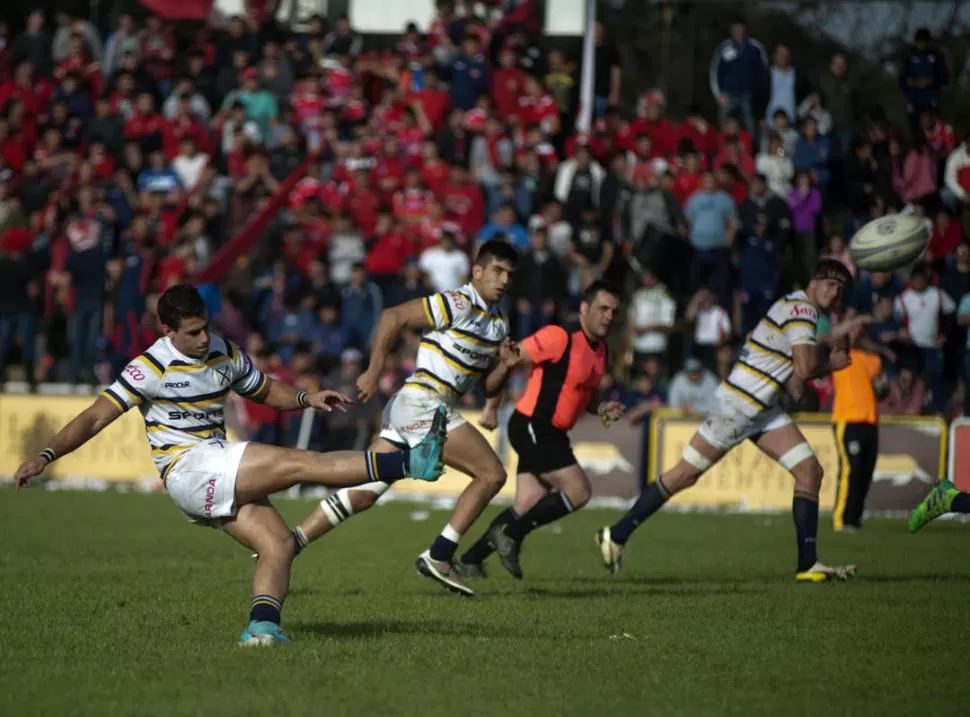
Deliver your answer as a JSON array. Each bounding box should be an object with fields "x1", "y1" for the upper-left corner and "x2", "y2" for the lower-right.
[
  {"x1": 0, "y1": 394, "x2": 157, "y2": 482},
  {"x1": 648, "y1": 411, "x2": 945, "y2": 513}
]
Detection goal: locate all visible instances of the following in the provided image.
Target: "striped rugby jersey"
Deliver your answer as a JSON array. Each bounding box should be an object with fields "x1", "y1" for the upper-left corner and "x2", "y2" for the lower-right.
[
  {"x1": 717, "y1": 290, "x2": 818, "y2": 417},
  {"x1": 403, "y1": 282, "x2": 509, "y2": 403},
  {"x1": 101, "y1": 335, "x2": 267, "y2": 480}
]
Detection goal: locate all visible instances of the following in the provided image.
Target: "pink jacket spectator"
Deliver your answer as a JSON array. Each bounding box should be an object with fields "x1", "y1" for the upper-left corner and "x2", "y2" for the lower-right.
[{"x1": 893, "y1": 148, "x2": 937, "y2": 204}]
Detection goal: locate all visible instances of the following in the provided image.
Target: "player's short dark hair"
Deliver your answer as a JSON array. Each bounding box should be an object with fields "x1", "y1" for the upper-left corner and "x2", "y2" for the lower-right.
[
  {"x1": 475, "y1": 239, "x2": 519, "y2": 268},
  {"x1": 157, "y1": 284, "x2": 206, "y2": 330},
  {"x1": 814, "y1": 258, "x2": 852, "y2": 286},
  {"x1": 581, "y1": 280, "x2": 621, "y2": 305}
]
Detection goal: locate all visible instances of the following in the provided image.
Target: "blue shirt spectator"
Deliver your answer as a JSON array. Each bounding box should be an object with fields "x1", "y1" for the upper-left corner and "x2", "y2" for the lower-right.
[
  {"x1": 312, "y1": 305, "x2": 349, "y2": 360},
  {"x1": 65, "y1": 241, "x2": 107, "y2": 305},
  {"x1": 340, "y1": 266, "x2": 383, "y2": 348},
  {"x1": 710, "y1": 25, "x2": 768, "y2": 99},
  {"x1": 267, "y1": 303, "x2": 316, "y2": 363},
  {"x1": 138, "y1": 166, "x2": 181, "y2": 194},
  {"x1": 739, "y1": 222, "x2": 782, "y2": 296},
  {"x1": 898, "y1": 29, "x2": 949, "y2": 115},
  {"x1": 849, "y1": 272, "x2": 904, "y2": 315},
  {"x1": 477, "y1": 204, "x2": 530, "y2": 251},
  {"x1": 684, "y1": 179, "x2": 736, "y2": 250},
  {"x1": 792, "y1": 118, "x2": 831, "y2": 192},
  {"x1": 450, "y1": 39, "x2": 489, "y2": 110}
]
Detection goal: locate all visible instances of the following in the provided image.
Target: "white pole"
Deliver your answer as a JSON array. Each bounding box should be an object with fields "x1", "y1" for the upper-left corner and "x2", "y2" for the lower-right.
[{"x1": 576, "y1": 0, "x2": 597, "y2": 136}]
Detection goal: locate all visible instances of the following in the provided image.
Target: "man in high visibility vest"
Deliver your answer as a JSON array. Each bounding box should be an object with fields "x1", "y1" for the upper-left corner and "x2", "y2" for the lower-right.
[{"x1": 830, "y1": 326, "x2": 887, "y2": 532}]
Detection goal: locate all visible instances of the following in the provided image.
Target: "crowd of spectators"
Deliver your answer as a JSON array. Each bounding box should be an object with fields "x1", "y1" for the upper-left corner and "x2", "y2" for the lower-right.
[{"x1": 0, "y1": 5, "x2": 967, "y2": 452}]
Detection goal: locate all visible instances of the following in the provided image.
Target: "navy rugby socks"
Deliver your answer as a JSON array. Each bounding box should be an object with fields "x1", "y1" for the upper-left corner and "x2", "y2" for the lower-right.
[
  {"x1": 366, "y1": 451, "x2": 409, "y2": 483},
  {"x1": 792, "y1": 493, "x2": 819, "y2": 572},
  {"x1": 951, "y1": 492, "x2": 970, "y2": 513},
  {"x1": 609, "y1": 478, "x2": 671, "y2": 545},
  {"x1": 250, "y1": 595, "x2": 283, "y2": 625},
  {"x1": 505, "y1": 492, "x2": 575, "y2": 541}
]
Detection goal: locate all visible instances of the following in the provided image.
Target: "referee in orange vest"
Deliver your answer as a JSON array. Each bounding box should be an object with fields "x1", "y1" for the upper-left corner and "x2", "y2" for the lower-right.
[
  {"x1": 830, "y1": 324, "x2": 887, "y2": 532},
  {"x1": 456, "y1": 281, "x2": 626, "y2": 578}
]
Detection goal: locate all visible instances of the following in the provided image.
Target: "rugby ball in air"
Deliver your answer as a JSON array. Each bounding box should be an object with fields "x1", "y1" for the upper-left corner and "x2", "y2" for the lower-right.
[{"x1": 849, "y1": 214, "x2": 929, "y2": 272}]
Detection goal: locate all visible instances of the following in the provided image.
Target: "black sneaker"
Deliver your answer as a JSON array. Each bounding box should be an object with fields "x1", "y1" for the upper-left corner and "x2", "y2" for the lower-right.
[{"x1": 487, "y1": 523, "x2": 523, "y2": 579}]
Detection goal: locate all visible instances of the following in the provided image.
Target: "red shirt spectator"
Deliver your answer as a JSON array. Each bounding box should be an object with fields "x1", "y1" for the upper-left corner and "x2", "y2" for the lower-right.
[
  {"x1": 393, "y1": 171, "x2": 432, "y2": 224},
  {"x1": 437, "y1": 166, "x2": 485, "y2": 238},
  {"x1": 678, "y1": 111, "x2": 722, "y2": 160},
  {"x1": 629, "y1": 91, "x2": 679, "y2": 158},
  {"x1": 672, "y1": 154, "x2": 703, "y2": 205},
  {"x1": 517, "y1": 77, "x2": 559, "y2": 137},
  {"x1": 125, "y1": 94, "x2": 165, "y2": 144},
  {"x1": 0, "y1": 63, "x2": 54, "y2": 119},
  {"x1": 163, "y1": 111, "x2": 209, "y2": 160},
  {"x1": 366, "y1": 217, "x2": 413, "y2": 276},
  {"x1": 921, "y1": 114, "x2": 955, "y2": 157},
  {"x1": 405, "y1": 70, "x2": 450, "y2": 130},
  {"x1": 345, "y1": 171, "x2": 382, "y2": 235},
  {"x1": 491, "y1": 49, "x2": 528, "y2": 120},
  {"x1": 927, "y1": 211, "x2": 963, "y2": 261},
  {"x1": 419, "y1": 141, "x2": 450, "y2": 194},
  {"x1": 0, "y1": 119, "x2": 26, "y2": 173}
]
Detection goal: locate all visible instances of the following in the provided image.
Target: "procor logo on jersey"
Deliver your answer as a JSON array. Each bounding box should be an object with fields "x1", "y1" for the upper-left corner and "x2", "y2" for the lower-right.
[{"x1": 164, "y1": 381, "x2": 190, "y2": 389}]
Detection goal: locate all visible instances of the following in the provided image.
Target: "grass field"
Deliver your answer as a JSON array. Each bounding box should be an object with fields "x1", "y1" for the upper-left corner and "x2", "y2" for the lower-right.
[{"x1": 1, "y1": 488, "x2": 966, "y2": 717}]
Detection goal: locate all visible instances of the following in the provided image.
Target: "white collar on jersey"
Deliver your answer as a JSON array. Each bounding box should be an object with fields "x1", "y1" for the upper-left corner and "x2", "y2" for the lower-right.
[
  {"x1": 461, "y1": 282, "x2": 489, "y2": 311},
  {"x1": 164, "y1": 336, "x2": 205, "y2": 364}
]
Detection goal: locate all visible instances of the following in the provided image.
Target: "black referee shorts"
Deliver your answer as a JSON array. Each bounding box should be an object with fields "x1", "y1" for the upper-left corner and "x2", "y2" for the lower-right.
[{"x1": 507, "y1": 410, "x2": 578, "y2": 476}]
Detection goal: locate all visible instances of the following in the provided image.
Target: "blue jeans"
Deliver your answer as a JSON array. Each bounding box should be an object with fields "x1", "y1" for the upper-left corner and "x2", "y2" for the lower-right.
[
  {"x1": 0, "y1": 311, "x2": 38, "y2": 372},
  {"x1": 689, "y1": 247, "x2": 733, "y2": 310},
  {"x1": 919, "y1": 346, "x2": 945, "y2": 414},
  {"x1": 69, "y1": 302, "x2": 103, "y2": 382},
  {"x1": 719, "y1": 93, "x2": 756, "y2": 136}
]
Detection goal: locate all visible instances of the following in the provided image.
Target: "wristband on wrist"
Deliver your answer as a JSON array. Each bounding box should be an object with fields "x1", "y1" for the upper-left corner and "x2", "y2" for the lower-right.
[
  {"x1": 39, "y1": 448, "x2": 56, "y2": 464},
  {"x1": 297, "y1": 391, "x2": 310, "y2": 409}
]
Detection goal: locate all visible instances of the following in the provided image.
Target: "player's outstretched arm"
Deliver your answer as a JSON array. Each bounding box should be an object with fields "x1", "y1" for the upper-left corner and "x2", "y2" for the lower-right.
[
  {"x1": 14, "y1": 396, "x2": 122, "y2": 488},
  {"x1": 249, "y1": 376, "x2": 355, "y2": 414},
  {"x1": 357, "y1": 297, "x2": 438, "y2": 402}
]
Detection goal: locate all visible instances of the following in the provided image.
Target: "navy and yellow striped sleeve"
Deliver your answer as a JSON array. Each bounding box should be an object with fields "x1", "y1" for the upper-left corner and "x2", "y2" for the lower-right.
[
  {"x1": 227, "y1": 340, "x2": 267, "y2": 397},
  {"x1": 103, "y1": 356, "x2": 161, "y2": 412},
  {"x1": 425, "y1": 290, "x2": 472, "y2": 330}
]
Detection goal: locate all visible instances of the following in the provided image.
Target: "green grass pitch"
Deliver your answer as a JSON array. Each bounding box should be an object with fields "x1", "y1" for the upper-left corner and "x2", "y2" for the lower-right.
[{"x1": 1, "y1": 488, "x2": 966, "y2": 717}]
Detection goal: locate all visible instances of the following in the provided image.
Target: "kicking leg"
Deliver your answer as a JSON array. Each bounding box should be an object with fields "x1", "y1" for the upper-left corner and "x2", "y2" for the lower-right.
[
  {"x1": 222, "y1": 501, "x2": 296, "y2": 646},
  {"x1": 233, "y1": 407, "x2": 446, "y2": 507},
  {"x1": 597, "y1": 431, "x2": 724, "y2": 573},
  {"x1": 459, "y1": 472, "x2": 550, "y2": 574},
  {"x1": 291, "y1": 438, "x2": 401, "y2": 554},
  {"x1": 909, "y1": 479, "x2": 970, "y2": 533},
  {"x1": 492, "y1": 465, "x2": 592, "y2": 579},
  {"x1": 755, "y1": 423, "x2": 855, "y2": 581},
  {"x1": 416, "y1": 422, "x2": 507, "y2": 597}
]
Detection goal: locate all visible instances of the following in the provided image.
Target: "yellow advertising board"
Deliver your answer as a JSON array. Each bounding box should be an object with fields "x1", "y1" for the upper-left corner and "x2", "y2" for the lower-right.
[{"x1": 0, "y1": 394, "x2": 157, "y2": 482}]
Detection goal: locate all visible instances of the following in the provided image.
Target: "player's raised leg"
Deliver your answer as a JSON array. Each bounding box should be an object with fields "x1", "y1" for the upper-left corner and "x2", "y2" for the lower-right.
[
  {"x1": 909, "y1": 479, "x2": 970, "y2": 533},
  {"x1": 596, "y1": 430, "x2": 725, "y2": 573},
  {"x1": 415, "y1": 422, "x2": 507, "y2": 595},
  {"x1": 289, "y1": 437, "x2": 401, "y2": 555},
  {"x1": 458, "y1": 471, "x2": 552, "y2": 577},
  {"x1": 233, "y1": 406, "x2": 445, "y2": 507},
  {"x1": 222, "y1": 501, "x2": 296, "y2": 646},
  {"x1": 755, "y1": 421, "x2": 855, "y2": 581}
]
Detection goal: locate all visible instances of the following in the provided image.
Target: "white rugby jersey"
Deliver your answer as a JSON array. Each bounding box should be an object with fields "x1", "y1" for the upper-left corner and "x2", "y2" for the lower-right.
[
  {"x1": 102, "y1": 335, "x2": 266, "y2": 480},
  {"x1": 718, "y1": 290, "x2": 818, "y2": 417},
  {"x1": 403, "y1": 282, "x2": 509, "y2": 403}
]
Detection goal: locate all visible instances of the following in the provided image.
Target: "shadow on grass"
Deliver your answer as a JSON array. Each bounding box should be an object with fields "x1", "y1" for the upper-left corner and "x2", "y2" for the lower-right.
[
  {"x1": 292, "y1": 620, "x2": 588, "y2": 640},
  {"x1": 512, "y1": 583, "x2": 765, "y2": 600},
  {"x1": 857, "y1": 573, "x2": 970, "y2": 584}
]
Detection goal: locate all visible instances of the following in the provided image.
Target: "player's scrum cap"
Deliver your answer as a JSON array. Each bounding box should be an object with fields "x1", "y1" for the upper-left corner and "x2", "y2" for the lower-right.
[{"x1": 814, "y1": 258, "x2": 852, "y2": 286}]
